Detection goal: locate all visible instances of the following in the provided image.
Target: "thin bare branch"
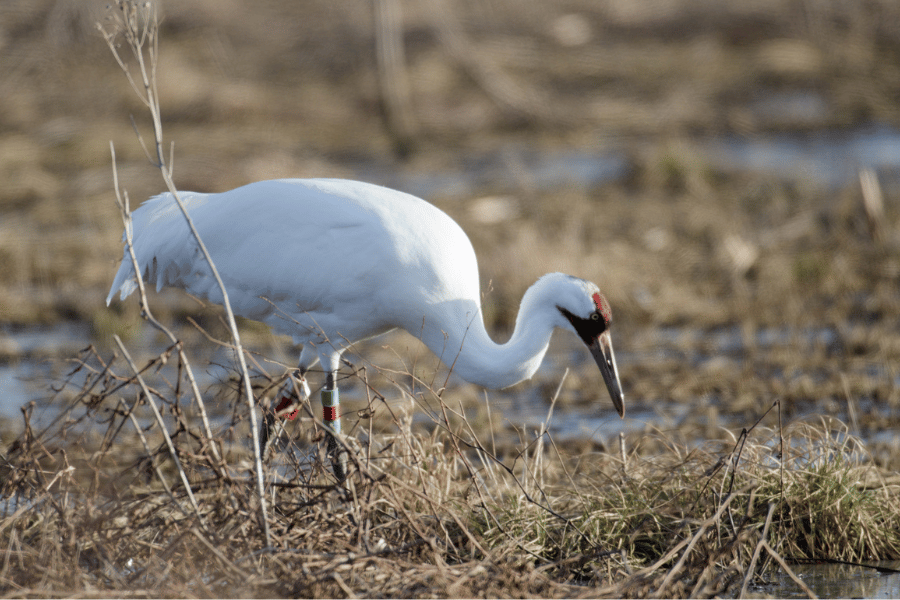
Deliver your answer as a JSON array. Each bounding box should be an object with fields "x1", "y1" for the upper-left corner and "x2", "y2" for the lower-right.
[{"x1": 101, "y1": 1, "x2": 270, "y2": 545}]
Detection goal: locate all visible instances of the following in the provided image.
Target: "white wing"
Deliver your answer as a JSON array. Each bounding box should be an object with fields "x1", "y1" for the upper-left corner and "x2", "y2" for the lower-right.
[{"x1": 107, "y1": 179, "x2": 481, "y2": 346}]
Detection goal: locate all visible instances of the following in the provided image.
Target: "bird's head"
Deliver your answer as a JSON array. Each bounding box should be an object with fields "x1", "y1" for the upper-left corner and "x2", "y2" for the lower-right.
[{"x1": 545, "y1": 274, "x2": 625, "y2": 417}]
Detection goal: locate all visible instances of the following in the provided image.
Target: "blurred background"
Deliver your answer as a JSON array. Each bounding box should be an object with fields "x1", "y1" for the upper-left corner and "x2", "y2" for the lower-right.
[{"x1": 1, "y1": 0, "x2": 900, "y2": 461}]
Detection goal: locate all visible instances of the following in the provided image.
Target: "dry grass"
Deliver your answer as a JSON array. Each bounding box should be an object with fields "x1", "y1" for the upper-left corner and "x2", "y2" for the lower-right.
[{"x1": 2, "y1": 342, "x2": 899, "y2": 598}]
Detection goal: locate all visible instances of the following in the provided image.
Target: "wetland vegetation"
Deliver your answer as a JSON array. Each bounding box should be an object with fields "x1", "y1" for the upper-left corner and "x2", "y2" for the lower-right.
[{"x1": 2, "y1": 0, "x2": 900, "y2": 597}]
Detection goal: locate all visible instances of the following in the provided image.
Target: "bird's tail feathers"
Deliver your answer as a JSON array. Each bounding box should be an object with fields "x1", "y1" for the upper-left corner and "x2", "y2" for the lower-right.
[
  {"x1": 105, "y1": 191, "x2": 188, "y2": 306},
  {"x1": 105, "y1": 260, "x2": 138, "y2": 305}
]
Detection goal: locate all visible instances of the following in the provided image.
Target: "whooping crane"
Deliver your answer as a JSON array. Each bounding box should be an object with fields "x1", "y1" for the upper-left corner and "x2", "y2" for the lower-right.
[{"x1": 107, "y1": 178, "x2": 624, "y2": 480}]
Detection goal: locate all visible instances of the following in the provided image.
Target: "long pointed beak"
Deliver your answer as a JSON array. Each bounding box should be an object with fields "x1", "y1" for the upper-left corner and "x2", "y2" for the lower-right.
[{"x1": 589, "y1": 330, "x2": 625, "y2": 418}]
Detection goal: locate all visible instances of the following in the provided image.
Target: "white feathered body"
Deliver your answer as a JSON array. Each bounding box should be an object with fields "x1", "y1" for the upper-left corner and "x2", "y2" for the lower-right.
[
  {"x1": 108, "y1": 178, "x2": 546, "y2": 386},
  {"x1": 107, "y1": 177, "x2": 620, "y2": 392}
]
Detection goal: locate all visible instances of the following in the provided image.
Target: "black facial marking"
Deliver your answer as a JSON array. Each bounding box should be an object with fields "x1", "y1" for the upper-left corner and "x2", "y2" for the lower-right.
[{"x1": 558, "y1": 306, "x2": 608, "y2": 346}]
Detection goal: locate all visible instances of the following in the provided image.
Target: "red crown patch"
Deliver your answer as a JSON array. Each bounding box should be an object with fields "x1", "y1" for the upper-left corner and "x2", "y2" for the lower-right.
[{"x1": 592, "y1": 292, "x2": 612, "y2": 325}]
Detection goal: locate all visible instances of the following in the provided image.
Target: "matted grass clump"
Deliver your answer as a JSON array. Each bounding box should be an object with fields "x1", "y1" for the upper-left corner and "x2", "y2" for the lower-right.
[{"x1": 2, "y1": 344, "x2": 899, "y2": 598}]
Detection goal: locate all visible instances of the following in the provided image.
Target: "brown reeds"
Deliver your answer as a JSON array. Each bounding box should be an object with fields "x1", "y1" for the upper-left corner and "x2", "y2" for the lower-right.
[{"x1": 2, "y1": 336, "x2": 899, "y2": 597}]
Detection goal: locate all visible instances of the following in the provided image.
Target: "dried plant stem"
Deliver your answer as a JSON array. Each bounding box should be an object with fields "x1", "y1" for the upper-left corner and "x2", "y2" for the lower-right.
[
  {"x1": 100, "y1": 1, "x2": 270, "y2": 545},
  {"x1": 645, "y1": 487, "x2": 746, "y2": 596},
  {"x1": 738, "y1": 502, "x2": 776, "y2": 599},
  {"x1": 116, "y1": 398, "x2": 178, "y2": 502},
  {"x1": 190, "y1": 528, "x2": 249, "y2": 580},
  {"x1": 762, "y1": 541, "x2": 819, "y2": 599},
  {"x1": 109, "y1": 143, "x2": 223, "y2": 473},
  {"x1": 114, "y1": 335, "x2": 204, "y2": 524},
  {"x1": 374, "y1": 0, "x2": 415, "y2": 148},
  {"x1": 427, "y1": 0, "x2": 554, "y2": 121},
  {"x1": 859, "y1": 167, "x2": 885, "y2": 243}
]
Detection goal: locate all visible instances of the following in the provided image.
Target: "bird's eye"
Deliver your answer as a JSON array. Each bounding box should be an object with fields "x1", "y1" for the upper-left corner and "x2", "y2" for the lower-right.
[{"x1": 591, "y1": 312, "x2": 600, "y2": 321}]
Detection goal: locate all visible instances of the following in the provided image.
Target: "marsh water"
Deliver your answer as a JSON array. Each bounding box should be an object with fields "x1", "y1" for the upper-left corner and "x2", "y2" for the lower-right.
[
  {"x1": 748, "y1": 561, "x2": 900, "y2": 599},
  {"x1": 0, "y1": 317, "x2": 890, "y2": 444},
  {"x1": 350, "y1": 121, "x2": 900, "y2": 199}
]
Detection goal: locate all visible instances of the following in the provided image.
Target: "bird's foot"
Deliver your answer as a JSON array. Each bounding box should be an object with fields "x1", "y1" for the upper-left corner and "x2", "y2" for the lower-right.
[
  {"x1": 260, "y1": 372, "x2": 312, "y2": 458},
  {"x1": 273, "y1": 372, "x2": 312, "y2": 419},
  {"x1": 273, "y1": 395, "x2": 299, "y2": 420},
  {"x1": 326, "y1": 431, "x2": 349, "y2": 483}
]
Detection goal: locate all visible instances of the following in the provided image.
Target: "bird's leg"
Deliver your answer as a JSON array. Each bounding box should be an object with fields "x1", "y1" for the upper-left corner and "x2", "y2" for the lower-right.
[
  {"x1": 260, "y1": 370, "x2": 310, "y2": 459},
  {"x1": 323, "y1": 372, "x2": 348, "y2": 482}
]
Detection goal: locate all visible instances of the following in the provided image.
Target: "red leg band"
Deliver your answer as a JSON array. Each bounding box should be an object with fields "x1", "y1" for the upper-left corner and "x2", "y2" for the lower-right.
[
  {"x1": 323, "y1": 406, "x2": 339, "y2": 422},
  {"x1": 275, "y1": 396, "x2": 298, "y2": 420}
]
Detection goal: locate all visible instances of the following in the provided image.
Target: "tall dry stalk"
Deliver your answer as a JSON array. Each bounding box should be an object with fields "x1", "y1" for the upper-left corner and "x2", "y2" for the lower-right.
[{"x1": 98, "y1": 0, "x2": 271, "y2": 545}]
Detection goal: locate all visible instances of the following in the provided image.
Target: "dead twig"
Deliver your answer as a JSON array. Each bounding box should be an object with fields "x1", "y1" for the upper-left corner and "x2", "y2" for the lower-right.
[
  {"x1": 114, "y1": 335, "x2": 204, "y2": 525},
  {"x1": 99, "y1": 1, "x2": 270, "y2": 545}
]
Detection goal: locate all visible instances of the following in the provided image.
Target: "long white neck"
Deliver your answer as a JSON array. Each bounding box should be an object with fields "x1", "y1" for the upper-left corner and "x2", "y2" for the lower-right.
[{"x1": 415, "y1": 278, "x2": 564, "y2": 390}]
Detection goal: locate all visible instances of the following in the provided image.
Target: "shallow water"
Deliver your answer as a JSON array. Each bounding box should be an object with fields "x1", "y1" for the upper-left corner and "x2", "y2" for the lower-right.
[
  {"x1": 0, "y1": 318, "x2": 886, "y2": 446},
  {"x1": 749, "y1": 561, "x2": 900, "y2": 599},
  {"x1": 700, "y1": 124, "x2": 900, "y2": 191},
  {"x1": 352, "y1": 124, "x2": 900, "y2": 199},
  {"x1": 352, "y1": 145, "x2": 631, "y2": 200},
  {"x1": 0, "y1": 323, "x2": 93, "y2": 420}
]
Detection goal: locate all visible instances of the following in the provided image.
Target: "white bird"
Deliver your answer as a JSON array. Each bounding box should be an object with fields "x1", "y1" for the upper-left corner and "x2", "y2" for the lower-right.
[{"x1": 107, "y1": 178, "x2": 624, "y2": 480}]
